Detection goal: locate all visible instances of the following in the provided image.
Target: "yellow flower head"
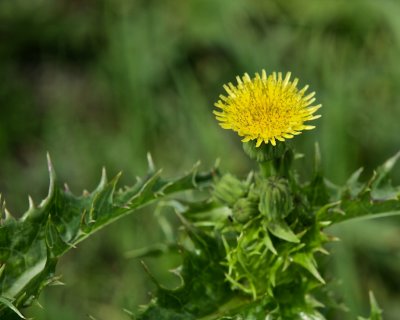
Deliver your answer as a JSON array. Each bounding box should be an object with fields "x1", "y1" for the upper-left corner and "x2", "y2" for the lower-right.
[{"x1": 214, "y1": 70, "x2": 321, "y2": 147}]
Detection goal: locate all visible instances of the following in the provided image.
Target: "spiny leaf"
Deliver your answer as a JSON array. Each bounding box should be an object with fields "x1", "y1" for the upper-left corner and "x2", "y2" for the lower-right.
[
  {"x1": 263, "y1": 229, "x2": 277, "y2": 255},
  {"x1": 266, "y1": 219, "x2": 299, "y2": 243},
  {"x1": 0, "y1": 297, "x2": 25, "y2": 319},
  {"x1": 357, "y1": 291, "x2": 382, "y2": 320},
  {"x1": 371, "y1": 151, "x2": 400, "y2": 189},
  {"x1": 368, "y1": 291, "x2": 383, "y2": 320},
  {"x1": 318, "y1": 153, "x2": 400, "y2": 223},
  {"x1": 328, "y1": 189, "x2": 400, "y2": 224},
  {"x1": 293, "y1": 253, "x2": 325, "y2": 284},
  {"x1": 138, "y1": 221, "x2": 232, "y2": 319},
  {"x1": 0, "y1": 156, "x2": 215, "y2": 317},
  {"x1": 45, "y1": 216, "x2": 70, "y2": 257},
  {"x1": 345, "y1": 167, "x2": 364, "y2": 197}
]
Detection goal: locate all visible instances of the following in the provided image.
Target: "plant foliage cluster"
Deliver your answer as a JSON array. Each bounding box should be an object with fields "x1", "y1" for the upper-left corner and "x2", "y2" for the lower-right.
[{"x1": 1, "y1": 145, "x2": 399, "y2": 319}]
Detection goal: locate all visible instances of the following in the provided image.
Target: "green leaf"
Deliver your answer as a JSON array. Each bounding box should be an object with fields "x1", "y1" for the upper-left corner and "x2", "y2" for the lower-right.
[
  {"x1": 0, "y1": 155, "x2": 215, "y2": 317},
  {"x1": 45, "y1": 215, "x2": 70, "y2": 257},
  {"x1": 263, "y1": 229, "x2": 277, "y2": 255},
  {"x1": 331, "y1": 189, "x2": 400, "y2": 224},
  {"x1": 319, "y1": 153, "x2": 400, "y2": 224},
  {"x1": 345, "y1": 167, "x2": 364, "y2": 197},
  {"x1": 0, "y1": 297, "x2": 25, "y2": 319},
  {"x1": 138, "y1": 221, "x2": 232, "y2": 319},
  {"x1": 357, "y1": 291, "x2": 382, "y2": 320},
  {"x1": 292, "y1": 253, "x2": 325, "y2": 284},
  {"x1": 371, "y1": 151, "x2": 400, "y2": 190},
  {"x1": 266, "y1": 219, "x2": 299, "y2": 243},
  {"x1": 368, "y1": 291, "x2": 383, "y2": 320}
]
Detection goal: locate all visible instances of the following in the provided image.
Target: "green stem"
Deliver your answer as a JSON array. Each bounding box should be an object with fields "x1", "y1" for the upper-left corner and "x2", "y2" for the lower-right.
[{"x1": 259, "y1": 161, "x2": 275, "y2": 178}]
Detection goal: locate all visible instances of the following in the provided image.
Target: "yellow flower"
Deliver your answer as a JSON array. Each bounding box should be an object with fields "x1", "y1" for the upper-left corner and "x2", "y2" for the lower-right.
[{"x1": 214, "y1": 70, "x2": 321, "y2": 147}]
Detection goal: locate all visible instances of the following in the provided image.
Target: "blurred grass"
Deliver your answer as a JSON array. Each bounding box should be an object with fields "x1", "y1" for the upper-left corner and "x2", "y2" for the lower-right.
[{"x1": 1, "y1": 0, "x2": 400, "y2": 318}]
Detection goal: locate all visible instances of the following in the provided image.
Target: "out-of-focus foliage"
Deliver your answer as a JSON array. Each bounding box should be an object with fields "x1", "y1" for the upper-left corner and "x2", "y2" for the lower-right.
[{"x1": 1, "y1": 0, "x2": 400, "y2": 319}]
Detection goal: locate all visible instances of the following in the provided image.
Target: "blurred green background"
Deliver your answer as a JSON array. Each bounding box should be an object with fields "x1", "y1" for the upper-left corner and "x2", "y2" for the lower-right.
[{"x1": 1, "y1": 0, "x2": 400, "y2": 319}]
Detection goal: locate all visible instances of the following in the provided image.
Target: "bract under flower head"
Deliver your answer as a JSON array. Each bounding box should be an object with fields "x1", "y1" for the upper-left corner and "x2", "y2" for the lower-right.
[{"x1": 214, "y1": 70, "x2": 321, "y2": 147}]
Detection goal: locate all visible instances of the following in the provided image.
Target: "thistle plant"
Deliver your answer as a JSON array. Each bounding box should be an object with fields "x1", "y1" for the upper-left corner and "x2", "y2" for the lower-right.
[{"x1": 1, "y1": 70, "x2": 399, "y2": 319}]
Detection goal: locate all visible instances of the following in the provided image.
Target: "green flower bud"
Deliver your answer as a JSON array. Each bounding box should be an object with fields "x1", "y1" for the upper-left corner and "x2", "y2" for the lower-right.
[
  {"x1": 259, "y1": 177, "x2": 293, "y2": 220},
  {"x1": 213, "y1": 174, "x2": 247, "y2": 207},
  {"x1": 232, "y1": 197, "x2": 259, "y2": 223},
  {"x1": 243, "y1": 140, "x2": 288, "y2": 163}
]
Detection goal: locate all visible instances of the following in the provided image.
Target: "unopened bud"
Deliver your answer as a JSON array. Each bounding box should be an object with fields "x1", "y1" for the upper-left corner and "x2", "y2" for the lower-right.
[
  {"x1": 259, "y1": 177, "x2": 293, "y2": 220},
  {"x1": 243, "y1": 140, "x2": 287, "y2": 163},
  {"x1": 232, "y1": 197, "x2": 259, "y2": 223},
  {"x1": 213, "y1": 174, "x2": 247, "y2": 207}
]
